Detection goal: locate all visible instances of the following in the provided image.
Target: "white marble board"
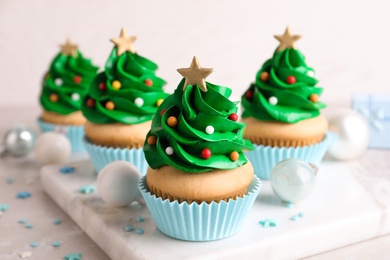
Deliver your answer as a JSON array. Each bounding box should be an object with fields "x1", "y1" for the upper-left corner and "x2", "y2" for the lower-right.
[{"x1": 40, "y1": 158, "x2": 390, "y2": 260}]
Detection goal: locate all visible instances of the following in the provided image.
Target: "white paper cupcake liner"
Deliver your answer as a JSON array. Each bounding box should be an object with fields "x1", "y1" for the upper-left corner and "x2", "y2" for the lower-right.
[
  {"x1": 245, "y1": 132, "x2": 332, "y2": 180},
  {"x1": 37, "y1": 118, "x2": 85, "y2": 153},
  {"x1": 83, "y1": 137, "x2": 148, "y2": 175},
  {"x1": 139, "y1": 175, "x2": 261, "y2": 241}
]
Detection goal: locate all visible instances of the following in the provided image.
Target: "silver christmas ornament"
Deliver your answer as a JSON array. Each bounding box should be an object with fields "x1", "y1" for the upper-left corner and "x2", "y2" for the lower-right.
[
  {"x1": 0, "y1": 125, "x2": 37, "y2": 157},
  {"x1": 326, "y1": 109, "x2": 370, "y2": 161},
  {"x1": 270, "y1": 159, "x2": 318, "y2": 204}
]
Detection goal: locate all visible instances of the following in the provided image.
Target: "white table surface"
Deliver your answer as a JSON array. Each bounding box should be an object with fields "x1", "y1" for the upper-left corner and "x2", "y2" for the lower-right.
[{"x1": 1, "y1": 105, "x2": 390, "y2": 260}]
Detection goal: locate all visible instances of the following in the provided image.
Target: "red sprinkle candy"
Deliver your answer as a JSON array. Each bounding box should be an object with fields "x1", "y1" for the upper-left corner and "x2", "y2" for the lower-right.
[
  {"x1": 286, "y1": 76, "x2": 296, "y2": 84},
  {"x1": 160, "y1": 109, "x2": 166, "y2": 116},
  {"x1": 86, "y1": 98, "x2": 95, "y2": 108},
  {"x1": 245, "y1": 91, "x2": 253, "y2": 99},
  {"x1": 144, "y1": 79, "x2": 153, "y2": 87},
  {"x1": 228, "y1": 113, "x2": 238, "y2": 121},
  {"x1": 201, "y1": 148, "x2": 212, "y2": 159},
  {"x1": 73, "y1": 75, "x2": 82, "y2": 84},
  {"x1": 99, "y1": 82, "x2": 107, "y2": 91}
]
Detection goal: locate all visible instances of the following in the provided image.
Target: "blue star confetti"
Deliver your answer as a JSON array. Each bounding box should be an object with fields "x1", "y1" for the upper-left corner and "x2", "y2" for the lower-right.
[
  {"x1": 52, "y1": 241, "x2": 61, "y2": 247},
  {"x1": 259, "y1": 219, "x2": 277, "y2": 228},
  {"x1": 59, "y1": 166, "x2": 75, "y2": 174},
  {"x1": 298, "y1": 212, "x2": 305, "y2": 217},
  {"x1": 136, "y1": 216, "x2": 145, "y2": 222},
  {"x1": 79, "y1": 185, "x2": 95, "y2": 194},
  {"x1": 30, "y1": 242, "x2": 39, "y2": 248},
  {"x1": 136, "y1": 228, "x2": 144, "y2": 235},
  {"x1": 290, "y1": 215, "x2": 298, "y2": 221},
  {"x1": 53, "y1": 218, "x2": 62, "y2": 225},
  {"x1": 19, "y1": 218, "x2": 27, "y2": 224},
  {"x1": 124, "y1": 226, "x2": 134, "y2": 232},
  {"x1": 64, "y1": 252, "x2": 82, "y2": 260},
  {"x1": 16, "y1": 191, "x2": 31, "y2": 199},
  {"x1": 0, "y1": 204, "x2": 10, "y2": 211},
  {"x1": 6, "y1": 177, "x2": 13, "y2": 184},
  {"x1": 284, "y1": 202, "x2": 294, "y2": 208},
  {"x1": 25, "y1": 223, "x2": 33, "y2": 229}
]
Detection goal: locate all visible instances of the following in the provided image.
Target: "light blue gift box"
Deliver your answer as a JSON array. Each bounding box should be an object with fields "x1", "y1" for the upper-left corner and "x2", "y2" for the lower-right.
[{"x1": 352, "y1": 94, "x2": 390, "y2": 149}]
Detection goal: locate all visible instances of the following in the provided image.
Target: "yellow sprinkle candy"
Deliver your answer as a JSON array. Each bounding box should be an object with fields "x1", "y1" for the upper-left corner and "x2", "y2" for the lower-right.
[
  {"x1": 156, "y1": 99, "x2": 164, "y2": 107},
  {"x1": 112, "y1": 80, "x2": 121, "y2": 90}
]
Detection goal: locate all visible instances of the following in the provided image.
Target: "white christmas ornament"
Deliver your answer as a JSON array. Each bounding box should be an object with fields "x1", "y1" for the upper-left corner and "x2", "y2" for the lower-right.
[
  {"x1": 97, "y1": 161, "x2": 144, "y2": 207},
  {"x1": 34, "y1": 132, "x2": 70, "y2": 165},
  {"x1": 326, "y1": 109, "x2": 370, "y2": 161},
  {"x1": 134, "y1": 98, "x2": 144, "y2": 107},
  {"x1": 205, "y1": 125, "x2": 214, "y2": 135},
  {"x1": 270, "y1": 158, "x2": 318, "y2": 204},
  {"x1": 269, "y1": 96, "x2": 278, "y2": 105}
]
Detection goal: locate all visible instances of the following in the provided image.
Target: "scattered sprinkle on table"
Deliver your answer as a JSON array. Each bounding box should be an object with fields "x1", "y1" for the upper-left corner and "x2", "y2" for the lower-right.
[
  {"x1": 6, "y1": 177, "x2": 14, "y2": 184},
  {"x1": 53, "y1": 218, "x2": 62, "y2": 225},
  {"x1": 124, "y1": 226, "x2": 134, "y2": 232},
  {"x1": 52, "y1": 241, "x2": 61, "y2": 247},
  {"x1": 19, "y1": 251, "x2": 32, "y2": 258},
  {"x1": 79, "y1": 185, "x2": 95, "y2": 194},
  {"x1": 16, "y1": 191, "x2": 31, "y2": 199},
  {"x1": 284, "y1": 202, "x2": 294, "y2": 208},
  {"x1": 59, "y1": 166, "x2": 75, "y2": 174},
  {"x1": 64, "y1": 252, "x2": 82, "y2": 260},
  {"x1": 19, "y1": 218, "x2": 27, "y2": 224},
  {"x1": 0, "y1": 204, "x2": 10, "y2": 211},
  {"x1": 259, "y1": 219, "x2": 277, "y2": 228},
  {"x1": 30, "y1": 242, "x2": 39, "y2": 248},
  {"x1": 299, "y1": 212, "x2": 305, "y2": 217},
  {"x1": 290, "y1": 215, "x2": 298, "y2": 221},
  {"x1": 136, "y1": 228, "x2": 144, "y2": 235},
  {"x1": 136, "y1": 216, "x2": 145, "y2": 222},
  {"x1": 25, "y1": 223, "x2": 33, "y2": 229}
]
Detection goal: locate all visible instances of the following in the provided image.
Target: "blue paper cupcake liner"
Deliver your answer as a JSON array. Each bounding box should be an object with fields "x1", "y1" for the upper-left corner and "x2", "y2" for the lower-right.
[
  {"x1": 37, "y1": 118, "x2": 85, "y2": 153},
  {"x1": 139, "y1": 175, "x2": 261, "y2": 241},
  {"x1": 83, "y1": 137, "x2": 148, "y2": 175},
  {"x1": 245, "y1": 132, "x2": 332, "y2": 180}
]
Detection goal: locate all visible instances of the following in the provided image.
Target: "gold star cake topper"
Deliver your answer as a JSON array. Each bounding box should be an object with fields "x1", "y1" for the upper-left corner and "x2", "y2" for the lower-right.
[
  {"x1": 274, "y1": 26, "x2": 301, "y2": 51},
  {"x1": 111, "y1": 28, "x2": 137, "y2": 56},
  {"x1": 60, "y1": 39, "x2": 78, "y2": 57},
  {"x1": 177, "y1": 56, "x2": 214, "y2": 92}
]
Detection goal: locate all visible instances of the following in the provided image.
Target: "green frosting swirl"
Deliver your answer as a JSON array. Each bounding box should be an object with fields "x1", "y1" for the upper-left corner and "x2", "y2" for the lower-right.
[
  {"x1": 144, "y1": 79, "x2": 254, "y2": 173},
  {"x1": 81, "y1": 49, "x2": 168, "y2": 124},
  {"x1": 241, "y1": 48, "x2": 326, "y2": 123},
  {"x1": 40, "y1": 51, "x2": 98, "y2": 115}
]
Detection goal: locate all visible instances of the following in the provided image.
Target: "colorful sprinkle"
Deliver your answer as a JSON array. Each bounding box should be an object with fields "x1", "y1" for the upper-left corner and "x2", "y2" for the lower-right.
[
  {"x1": 201, "y1": 148, "x2": 212, "y2": 159},
  {"x1": 112, "y1": 80, "x2": 121, "y2": 90},
  {"x1": 228, "y1": 113, "x2": 238, "y2": 121},
  {"x1": 229, "y1": 151, "x2": 239, "y2": 161},
  {"x1": 144, "y1": 79, "x2": 153, "y2": 87},
  {"x1": 165, "y1": 147, "x2": 174, "y2": 155},
  {"x1": 30, "y1": 242, "x2": 39, "y2": 248},
  {"x1": 268, "y1": 96, "x2": 278, "y2": 105},
  {"x1": 156, "y1": 99, "x2": 164, "y2": 107},
  {"x1": 286, "y1": 75, "x2": 296, "y2": 84},
  {"x1": 147, "y1": 136, "x2": 157, "y2": 145},
  {"x1": 245, "y1": 90, "x2": 253, "y2": 99},
  {"x1": 73, "y1": 75, "x2": 82, "y2": 84},
  {"x1": 136, "y1": 216, "x2": 145, "y2": 222},
  {"x1": 17, "y1": 191, "x2": 31, "y2": 199},
  {"x1": 52, "y1": 241, "x2": 61, "y2": 247},
  {"x1": 86, "y1": 98, "x2": 95, "y2": 108},
  {"x1": 136, "y1": 228, "x2": 144, "y2": 235},
  {"x1": 260, "y1": 71, "x2": 269, "y2": 81},
  {"x1": 290, "y1": 215, "x2": 298, "y2": 221},
  {"x1": 79, "y1": 185, "x2": 95, "y2": 194},
  {"x1": 124, "y1": 226, "x2": 134, "y2": 232},
  {"x1": 105, "y1": 101, "x2": 115, "y2": 110},
  {"x1": 55, "y1": 78, "x2": 63, "y2": 86},
  {"x1": 167, "y1": 116, "x2": 178, "y2": 127},
  {"x1": 134, "y1": 97, "x2": 144, "y2": 107},
  {"x1": 99, "y1": 82, "x2": 107, "y2": 91},
  {"x1": 71, "y1": 93, "x2": 80, "y2": 101},
  {"x1": 19, "y1": 218, "x2": 27, "y2": 224},
  {"x1": 25, "y1": 223, "x2": 33, "y2": 229},
  {"x1": 160, "y1": 109, "x2": 166, "y2": 116},
  {"x1": 309, "y1": 94, "x2": 319, "y2": 103},
  {"x1": 259, "y1": 219, "x2": 277, "y2": 228},
  {"x1": 205, "y1": 125, "x2": 214, "y2": 135},
  {"x1": 59, "y1": 166, "x2": 75, "y2": 174},
  {"x1": 299, "y1": 212, "x2": 305, "y2": 218},
  {"x1": 53, "y1": 218, "x2": 62, "y2": 225},
  {"x1": 307, "y1": 70, "x2": 315, "y2": 77},
  {"x1": 64, "y1": 252, "x2": 82, "y2": 260},
  {"x1": 0, "y1": 204, "x2": 10, "y2": 211},
  {"x1": 49, "y1": 94, "x2": 59, "y2": 102},
  {"x1": 284, "y1": 202, "x2": 294, "y2": 208},
  {"x1": 6, "y1": 177, "x2": 14, "y2": 184}
]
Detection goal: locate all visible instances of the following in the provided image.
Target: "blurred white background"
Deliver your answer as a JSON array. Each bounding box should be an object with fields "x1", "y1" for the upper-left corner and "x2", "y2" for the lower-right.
[{"x1": 0, "y1": 0, "x2": 389, "y2": 109}]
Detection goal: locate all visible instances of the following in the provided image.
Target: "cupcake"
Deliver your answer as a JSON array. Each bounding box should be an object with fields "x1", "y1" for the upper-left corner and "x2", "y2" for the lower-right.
[
  {"x1": 140, "y1": 57, "x2": 261, "y2": 241},
  {"x1": 241, "y1": 27, "x2": 330, "y2": 180},
  {"x1": 81, "y1": 28, "x2": 169, "y2": 174},
  {"x1": 38, "y1": 39, "x2": 98, "y2": 152}
]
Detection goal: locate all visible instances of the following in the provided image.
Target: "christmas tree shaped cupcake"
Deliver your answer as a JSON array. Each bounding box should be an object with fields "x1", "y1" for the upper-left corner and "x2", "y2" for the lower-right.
[
  {"x1": 140, "y1": 57, "x2": 261, "y2": 241},
  {"x1": 241, "y1": 27, "x2": 330, "y2": 179},
  {"x1": 38, "y1": 39, "x2": 98, "y2": 152},
  {"x1": 81, "y1": 28, "x2": 169, "y2": 174}
]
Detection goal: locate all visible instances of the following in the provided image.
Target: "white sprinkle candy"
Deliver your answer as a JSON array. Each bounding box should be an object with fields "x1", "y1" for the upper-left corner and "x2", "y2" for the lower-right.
[
  {"x1": 55, "y1": 78, "x2": 63, "y2": 86},
  {"x1": 205, "y1": 125, "x2": 214, "y2": 135},
  {"x1": 268, "y1": 96, "x2": 278, "y2": 105},
  {"x1": 134, "y1": 97, "x2": 144, "y2": 107},
  {"x1": 71, "y1": 93, "x2": 80, "y2": 101},
  {"x1": 165, "y1": 147, "x2": 174, "y2": 155},
  {"x1": 306, "y1": 70, "x2": 315, "y2": 77}
]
